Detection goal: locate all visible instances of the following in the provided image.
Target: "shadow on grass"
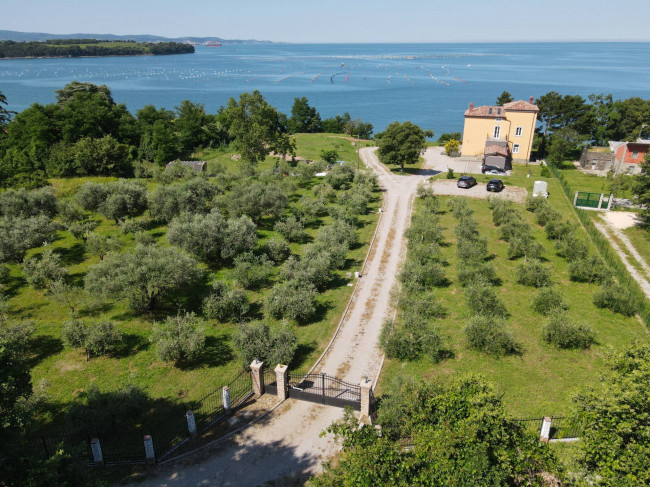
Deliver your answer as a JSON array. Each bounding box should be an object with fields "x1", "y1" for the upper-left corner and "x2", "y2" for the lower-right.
[
  {"x1": 113, "y1": 332, "x2": 150, "y2": 358},
  {"x1": 56, "y1": 243, "x2": 86, "y2": 266},
  {"x1": 290, "y1": 341, "x2": 317, "y2": 370},
  {"x1": 176, "y1": 335, "x2": 234, "y2": 371},
  {"x1": 27, "y1": 335, "x2": 64, "y2": 367}
]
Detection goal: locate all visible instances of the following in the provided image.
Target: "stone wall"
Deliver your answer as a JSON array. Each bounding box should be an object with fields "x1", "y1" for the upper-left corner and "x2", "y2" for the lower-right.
[{"x1": 579, "y1": 149, "x2": 615, "y2": 171}]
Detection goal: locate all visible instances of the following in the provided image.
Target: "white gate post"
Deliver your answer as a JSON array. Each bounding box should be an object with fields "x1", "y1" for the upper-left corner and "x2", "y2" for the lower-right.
[
  {"x1": 223, "y1": 386, "x2": 232, "y2": 415},
  {"x1": 360, "y1": 378, "x2": 372, "y2": 419},
  {"x1": 186, "y1": 410, "x2": 198, "y2": 438},
  {"x1": 540, "y1": 417, "x2": 552, "y2": 443},
  {"x1": 143, "y1": 435, "x2": 155, "y2": 464},
  {"x1": 275, "y1": 364, "x2": 288, "y2": 401},
  {"x1": 250, "y1": 359, "x2": 264, "y2": 397},
  {"x1": 90, "y1": 438, "x2": 104, "y2": 466},
  {"x1": 573, "y1": 191, "x2": 579, "y2": 206}
]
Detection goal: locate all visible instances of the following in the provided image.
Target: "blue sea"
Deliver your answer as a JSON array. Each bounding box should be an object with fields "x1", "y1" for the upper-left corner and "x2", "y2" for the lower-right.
[{"x1": 1, "y1": 43, "x2": 650, "y2": 134}]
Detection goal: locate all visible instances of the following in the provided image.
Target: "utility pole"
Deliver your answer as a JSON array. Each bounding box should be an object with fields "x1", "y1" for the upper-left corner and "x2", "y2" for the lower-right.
[{"x1": 357, "y1": 134, "x2": 360, "y2": 170}]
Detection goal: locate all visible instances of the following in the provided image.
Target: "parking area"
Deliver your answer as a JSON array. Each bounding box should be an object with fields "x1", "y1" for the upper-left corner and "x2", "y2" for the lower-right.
[
  {"x1": 421, "y1": 147, "x2": 510, "y2": 176},
  {"x1": 427, "y1": 179, "x2": 528, "y2": 203}
]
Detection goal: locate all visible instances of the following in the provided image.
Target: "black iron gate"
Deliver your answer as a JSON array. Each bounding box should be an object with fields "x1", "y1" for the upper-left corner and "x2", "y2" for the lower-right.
[
  {"x1": 263, "y1": 368, "x2": 277, "y2": 395},
  {"x1": 287, "y1": 372, "x2": 361, "y2": 410}
]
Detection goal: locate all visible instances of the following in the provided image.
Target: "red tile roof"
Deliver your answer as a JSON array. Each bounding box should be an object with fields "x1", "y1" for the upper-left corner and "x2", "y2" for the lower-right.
[
  {"x1": 465, "y1": 100, "x2": 539, "y2": 117},
  {"x1": 485, "y1": 144, "x2": 509, "y2": 156}
]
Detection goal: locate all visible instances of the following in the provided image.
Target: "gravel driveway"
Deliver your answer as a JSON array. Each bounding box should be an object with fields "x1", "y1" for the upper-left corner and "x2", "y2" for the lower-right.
[
  {"x1": 428, "y1": 179, "x2": 528, "y2": 203},
  {"x1": 422, "y1": 146, "x2": 485, "y2": 175}
]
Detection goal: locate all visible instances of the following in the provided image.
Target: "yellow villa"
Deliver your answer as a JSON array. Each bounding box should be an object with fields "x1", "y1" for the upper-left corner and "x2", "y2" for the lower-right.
[{"x1": 461, "y1": 97, "x2": 539, "y2": 170}]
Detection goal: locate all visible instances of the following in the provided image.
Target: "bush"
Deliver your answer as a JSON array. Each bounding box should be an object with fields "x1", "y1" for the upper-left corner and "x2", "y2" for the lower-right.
[
  {"x1": 230, "y1": 253, "x2": 272, "y2": 289},
  {"x1": 265, "y1": 280, "x2": 318, "y2": 322},
  {"x1": 447, "y1": 198, "x2": 472, "y2": 218},
  {"x1": 325, "y1": 163, "x2": 355, "y2": 190},
  {"x1": 379, "y1": 318, "x2": 444, "y2": 362},
  {"x1": 554, "y1": 234, "x2": 589, "y2": 261},
  {"x1": 542, "y1": 312, "x2": 595, "y2": 349},
  {"x1": 457, "y1": 261, "x2": 500, "y2": 287},
  {"x1": 274, "y1": 215, "x2": 305, "y2": 243},
  {"x1": 507, "y1": 235, "x2": 544, "y2": 260},
  {"x1": 593, "y1": 282, "x2": 640, "y2": 316},
  {"x1": 22, "y1": 248, "x2": 68, "y2": 289},
  {"x1": 400, "y1": 292, "x2": 446, "y2": 320},
  {"x1": 202, "y1": 281, "x2": 249, "y2": 322},
  {"x1": 498, "y1": 219, "x2": 529, "y2": 242},
  {"x1": 399, "y1": 258, "x2": 447, "y2": 292},
  {"x1": 465, "y1": 315, "x2": 519, "y2": 356},
  {"x1": 540, "y1": 165, "x2": 552, "y2": 178},
  {"x1": 568, "y1": 255, "x2": 611, "y2": 283},
  {"x1": 0, "y1": 215, "x2": 58, "y2": 263},
  {"x1": 516, "y1": 258, "x2": 552, "y2": 287},
  {"x1": 525, "y1": 195, "x2": 548, "y2": 213},
  {"x1": 464, "y1": 283, "x2": 508, "y2": 318},
  {"x1": 545, "y1": 219, "x2": 574, "y2": 240},
  {"x1": 264, "y1": 237, "x2": 290, "y2": 263},
  {"x1": 444, "y1": 139, "x2": 460, "y2": 156},
  {"x1": 456, "y1": 236, "x2": 489, "y2": 262},
  {"x1": 531, "y1": 287, "x2": 569, "y2": 315},
  {"x1": 446, "y1": 168, "x2": 454, "y2": 179},
  {"x1": 534, "y1": 205, "x2": 561, "y2": 227},
  {"x1": 62, "y1": 319, "x2": 122, "y2": 360},
  {"x1": 119, "y1": 218, "x2": 149, "y2": 235},
  {"x1": 150, "y1": 311, "x2": 206, "y2": 362},
  {"x1": 490, "y1": 199, "x2": 513, "y2": 226},
  {"x1": 233, "y1": 321, "x2": 297, "y2": 367}
]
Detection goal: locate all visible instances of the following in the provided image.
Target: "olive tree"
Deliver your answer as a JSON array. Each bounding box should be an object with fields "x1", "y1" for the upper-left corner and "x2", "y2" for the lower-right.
[
  {"x1": 265, "y1": 280, "x2": 318, "y2": 322},
  {"x1": 202, "y1": 281, "x2": 249, "y2": 322},
  {"x1": 22, "y1": 248, "x2": 68, "y2": 289},
  {"x1": 84, "y1": 244, "x2": 202, "y2": 312},
  {"x1": 150, "y1": 311, "x2": 206, "y2": 362},
  {"x1": 62, "y1": 319, "x2": 123, "y2": 360},
  {"x1": 233, "y1": 321, "x2": 297, "y2": 367},
  {"x1": 76, "y1": 180, "x2": 147, "y2": 223},
  {"x1": 85, "y1": 232, "x2": 122, "y2": 260},
  {"x1": 0, "y1": 216, "x2": 58, "y2": 263},
  {"x1": 0, "y1": 187, "x2": 58, "y2": 219}
]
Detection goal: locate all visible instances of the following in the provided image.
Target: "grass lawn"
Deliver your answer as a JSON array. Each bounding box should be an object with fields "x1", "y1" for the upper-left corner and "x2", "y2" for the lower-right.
[
  {"x1": 6, "y1": 138, "x2": 380, "y2": 436},
  {"x1": 622, "y1": 224, "x2": 650, "y2": 269},
  {"x1": 553, "y1": 161, "x2": 635, "y2": 199},
  {"x1": 378, "y1": 166, "x2": 648, "y2": 418}
]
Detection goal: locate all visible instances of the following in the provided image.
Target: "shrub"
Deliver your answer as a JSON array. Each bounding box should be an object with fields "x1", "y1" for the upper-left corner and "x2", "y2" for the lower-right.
[
  {"x1": 490, "y1": 199, "x2": 513, "y2": 226},
  {"x1": 540, "y1": 165, "x2": 551, "y2": 178},
  {"x1": 325, "y1": 163, "x2": 355, "y2": 190},
  {"x1": 507, "y1": 235, "x2": 544, "y2": 260},
  {"x1": 416, "y1": 183, "x2": 437, "y2": 200},
  {"x1": 464, "y1": 283, "x2": 508, "y2": 318},
  {"x1": 454, "y1": 218, "x2": 479, "y2": 241},
  {"x1": 446, "y1": 168, "x2": 454, "y2": 179},
  {"x1": 0, "y1": 215, "x2": 58, "y2": 263},
  {"x1": 400, "y1": 292, "x2": 446, "y2": 320},
  {"x1": 568, "y1": 255, "x2": 611, "y2": 283},
  {"x1": 274, "y1": 215, "x2": 306, "y2": 243},
  {"x1": 593, "y1": 282, "x2": 640, "y2": 316},
  {"x1": 231, "y1": 253, "x2": 273, "y2": 289},
  {"x1": 22, "y1": 248, "x2": 68, "y2": 289},
  {"x1": 444, "y1": 139, "x2": 460, "y2": 156},
  {"x1": 545, "y1": 219, "x2": 574, "y2": 240},
  {"x1": 399, "y1": 259, "x2": 447, "y2": 292},
  {"x1": 456, "y1": 236, "x2": 489, "y2": 262},
  {"x1": 498, "y1": 220, "x2": 530, "y2": 242},
  {"x1": 531, "y1": 287, "x2": 569, "y2": 315},
  {"x1": 525, "y1": 195, "x2": 548, "y2": 213},
  {"x1": 542, "y1": 312, "x2": 595, "y2": 349},
  {"x1": 150, "y1": 311, "x2": 206, "y2": 362},
  {"x1": 447, "y1": 198, "x2": 472, "y2": 218},
  {"x1": 379, "y1": 318, "x2": 444, "y2": 362},
  {"x1": 554, "y1": 234, "x2": 589, "y2": 261},
  {"x1": 534, "y1": 205, "x2": 561, "y2": 227},
  {"x1": 465, "y1": 315, "x2": 519, "y2": 356},
  {"x1": 202, "y1": 281, "x2": 249, "y2": 322},
  {"x1": 264, "y1": 237, "x2": 290, "y2": 263},
  {"x1": 265, "y1": 280, "x2": 318, "y2": 322},
  {"x1": 62, "y1": 319, "x2": 122, "y2": 360},
  {"x1": 516, "y1": 258, "x2": 552, "y2": 287},
  {"x1": 233, "y1": 321, "x2": 297, "y2": 367},
  {"x1": 407, "y1": 214, "x2": 445, "y2": 246},
  {"x1": 457, "y1": 261, "x2": 500, "y2": 287}
]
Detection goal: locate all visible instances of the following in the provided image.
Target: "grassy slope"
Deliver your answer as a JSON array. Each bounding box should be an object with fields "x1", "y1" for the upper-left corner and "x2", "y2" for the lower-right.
[
  {"x1": 378, "y1": 162, "x2": 648, "y2": 418},
  {"x1": 623, "y1": 224, "x2": 650, "y2": 270},
  {"x1": 7, "y1": 135, "x2": 379, "y2": 429}
]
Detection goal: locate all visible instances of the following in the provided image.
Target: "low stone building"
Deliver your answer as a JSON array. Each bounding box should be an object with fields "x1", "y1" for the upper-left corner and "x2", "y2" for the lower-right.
[
  {"x1": 579, "y1": 139, "x2": 648, "y2": 175},
  {"x1": 579, "y1": 148, "x2": 615, "y2": 172},
  {"x1": 165, "y1": 160, "x2": 207, "y2": 174}
]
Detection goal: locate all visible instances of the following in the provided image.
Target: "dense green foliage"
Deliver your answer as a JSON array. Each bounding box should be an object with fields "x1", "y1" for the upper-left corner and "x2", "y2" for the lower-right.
[
  {"x1": 377, "y1": 121, "x2": 426, "y2": 171},
  {"x1": 150, "y1": 311, "x2": 206, "y2": 362},
  {"x1": 0, "y1": 39, "x2": 194, "y2": 58},
  {"x1": 233, "y1": 321, "x2": 297, "y2": 367},
  {"x1": 542, "y1": 311, "x2": 595, "y2": 349},
  {"x1": 314, "y1": 376, "x2": 559, "y2": 486},
  {"x1": 635, "y1": 155, "x2": 650, "y2": 228},
  {"x1": 573, "y1": 344, "x2": 650, "y2": 485},
  {"x1": 62, "y1": 319, "x2": 123, "y2": 360}
]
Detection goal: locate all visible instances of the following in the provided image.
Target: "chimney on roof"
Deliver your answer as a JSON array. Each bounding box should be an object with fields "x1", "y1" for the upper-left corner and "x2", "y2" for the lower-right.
[
  {"x1": 469, "y1": 102, "x2": 474, "y2": 111},
  {"x1": 530, "y1": 96, "x2": 534, "y2": 104}
]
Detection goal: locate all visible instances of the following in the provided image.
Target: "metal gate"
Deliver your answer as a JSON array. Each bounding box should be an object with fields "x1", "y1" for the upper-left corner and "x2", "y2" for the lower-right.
[
  {"x1": 263, "y1": 368, "x2": 277, "y2": 395},
  {"x1": 287, "y1": 372, "x2": 361, "y2": 410},
  {"x1": 576, "y1": 192, "x2": 609, "y2": 209}
]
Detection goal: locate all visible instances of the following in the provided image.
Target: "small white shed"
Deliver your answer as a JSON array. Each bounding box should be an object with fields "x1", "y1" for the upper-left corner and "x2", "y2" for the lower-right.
[{"x1": 532, "y1": 180, "x2": 548, "y2": 198}]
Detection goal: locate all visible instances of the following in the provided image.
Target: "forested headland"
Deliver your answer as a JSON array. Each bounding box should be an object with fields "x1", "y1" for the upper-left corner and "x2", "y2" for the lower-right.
[{"x1": 0, "y1": 39, "x2": 194, "y2": 58}]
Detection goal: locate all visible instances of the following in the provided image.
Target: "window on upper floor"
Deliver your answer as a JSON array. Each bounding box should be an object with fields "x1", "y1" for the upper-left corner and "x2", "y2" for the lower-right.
[
  {"x1": 515, "y1": 126, "x2": 523, "y2": 137},
  {"x1": 632, "y1": 151, "x2": 639, "y2": 159},
  {"x1": 493, "y1": 126, "x2": 501, "y2": 139},
  {"x1": 513, "y1": 144, "x2": 520, "y2": 154},
  {"x1": 495, "y1": 118, "x2": 503, "y2": 122},
  {"x1": 489, "y1": 107, "x2": 493, "y2": 115}
]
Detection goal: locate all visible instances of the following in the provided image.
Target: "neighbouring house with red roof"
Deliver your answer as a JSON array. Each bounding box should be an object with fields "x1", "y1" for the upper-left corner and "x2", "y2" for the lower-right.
[{"x1": 461, "y1": 97, "x2": 539, "y2": 170}]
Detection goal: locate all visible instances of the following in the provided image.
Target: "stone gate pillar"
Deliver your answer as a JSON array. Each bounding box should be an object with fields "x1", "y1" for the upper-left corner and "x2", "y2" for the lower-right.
[
  {"x1": 360, "y1": 378, "x2": 372, "y2": 419},
  {"x1": 250, "y1": 359, "x2": 264, "y2": 397},
  {"x1": 275, "y1": 364, "x2": 288, "y2": 401}
]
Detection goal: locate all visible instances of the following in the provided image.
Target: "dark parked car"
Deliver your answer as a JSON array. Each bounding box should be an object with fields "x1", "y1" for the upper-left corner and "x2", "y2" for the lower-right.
[
  {"x1": 487, "y1": 179, "x2": 505, "y2": 192},
  {"x1": 457, "y1": 176, "x2": 477, "y2": 189}
]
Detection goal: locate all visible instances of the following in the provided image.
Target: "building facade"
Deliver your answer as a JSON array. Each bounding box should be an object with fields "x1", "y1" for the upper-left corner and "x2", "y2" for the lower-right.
[
  {"x1": 461, "y1": 98, "x2": 539, "y2": 166},
  {"x1": 579, "y1": 140, "x2": 648, "y2": 175}
]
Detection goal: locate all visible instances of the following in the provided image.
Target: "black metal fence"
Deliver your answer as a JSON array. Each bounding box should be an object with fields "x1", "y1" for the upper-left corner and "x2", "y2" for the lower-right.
[
  {"x1": 263, "y1": 367, "x2": 277, "y2": 395},
  {"x1": 514, "y1": 416, "x2": 584, "y2": 440},
  {"x1": 287, "y1": 372, "x2": 361, "y2": 410},
  {"x1": 32, "y1": 368, "x2": 253, "y2": 467}
]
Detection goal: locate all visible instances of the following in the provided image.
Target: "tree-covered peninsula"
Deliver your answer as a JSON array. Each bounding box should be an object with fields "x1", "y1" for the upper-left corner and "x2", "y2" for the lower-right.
[{"x1": 0, "y1": 39, "x2": 194, "y2": 58}]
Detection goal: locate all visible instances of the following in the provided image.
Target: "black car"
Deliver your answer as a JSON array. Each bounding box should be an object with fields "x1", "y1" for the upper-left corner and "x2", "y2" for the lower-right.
[
  {"x1": 486, "y1": 179, "x2": 505, "y2": 192},
  {"x1": 457, "y1": 176, "x2": 477, "y2": 189}
]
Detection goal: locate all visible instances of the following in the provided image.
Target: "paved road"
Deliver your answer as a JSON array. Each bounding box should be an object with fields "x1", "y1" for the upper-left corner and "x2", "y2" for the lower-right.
[{"x1": 131, "y1": 148, "x2": 430, "y2": 487}]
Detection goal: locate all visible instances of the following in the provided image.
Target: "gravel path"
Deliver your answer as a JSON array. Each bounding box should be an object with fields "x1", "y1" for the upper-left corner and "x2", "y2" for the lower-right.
[{"x1": 131, "y1": 148, "x2": 429, "y2": 487}]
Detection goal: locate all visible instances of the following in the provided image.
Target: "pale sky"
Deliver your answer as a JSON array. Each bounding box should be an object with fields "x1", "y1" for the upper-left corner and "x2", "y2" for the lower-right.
[{"x1": 3, "y1": 0, "x2": 650, "y2": 43}]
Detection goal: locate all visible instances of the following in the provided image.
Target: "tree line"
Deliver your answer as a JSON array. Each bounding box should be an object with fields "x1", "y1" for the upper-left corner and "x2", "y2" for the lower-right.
[
  {"x1": 0, "y1": 84, "x2": 374, "y2": 188},
  {"x1": 0, "y1": 39, "x2": 194, "y2": 58}
]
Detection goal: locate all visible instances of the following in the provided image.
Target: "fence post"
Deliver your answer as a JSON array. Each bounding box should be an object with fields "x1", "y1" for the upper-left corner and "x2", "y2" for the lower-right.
[
  {"x1": 540, "y1": 417, "x2": 552, "y2": 443},
  {"x1": 250, "y1": 359, "x2": 264, "y2": 397},
  {"x1": 573, "y1": 191, "x2": 578, "y2": 207},
  {"x1": 275, "y1": 364, "x2": 288, "y2": 401},
  {"x1": 185, "y1": 410, "x2": 198, "y2": 439},
  {"x1": 223, "y1": 386, "x2": 232, "y2": 415},
  {"x1": 607, "y1": 194, "x2": 613, "y2": 210},
  {"x1": 143, "y1": 435, "x2": 155, "y2": 464},
  {"x1": 90, "y1": 438, "x2": 104, "y2": 467},
  {"x1": 360, "y1": 378, "x2": 372, "y2": 419},
  {"x1": 321, "y1": 373, "x2": 326, "y2": 405}
]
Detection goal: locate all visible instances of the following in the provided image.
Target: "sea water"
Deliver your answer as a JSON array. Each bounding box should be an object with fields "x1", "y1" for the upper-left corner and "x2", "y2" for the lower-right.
[{"x1": 1, "y1": 42, "x2": 649, "y2": 134}]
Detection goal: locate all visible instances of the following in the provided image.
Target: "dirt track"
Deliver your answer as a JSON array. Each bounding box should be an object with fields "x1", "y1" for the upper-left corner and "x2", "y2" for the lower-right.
[{"x1": 131, "y1": 148, "x2": 430, "y2": 486}]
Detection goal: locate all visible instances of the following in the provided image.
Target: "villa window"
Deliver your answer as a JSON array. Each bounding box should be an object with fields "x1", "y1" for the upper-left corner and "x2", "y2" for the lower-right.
[
  {"x1": 513, "y1": 144, "x2": 520, "y2": 154},
  {"x1": 493, "y1": 126, "x2": 501, "y2": 139},
  {"x1": 632, "y1": 151, "x2": 639, "y2": 159},
  {"x1": 489, "y1": 108, "x2": 493, "y2": 115},
  {"x1": 515, "y1": 126, "x2": 523, "y2": 137}
]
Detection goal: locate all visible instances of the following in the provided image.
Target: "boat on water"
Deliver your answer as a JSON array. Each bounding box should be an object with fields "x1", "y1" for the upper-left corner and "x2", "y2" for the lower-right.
[{"x1": 205, "y1": 41, "x2": 222, "y2": 47}]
